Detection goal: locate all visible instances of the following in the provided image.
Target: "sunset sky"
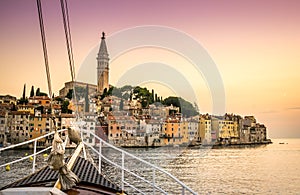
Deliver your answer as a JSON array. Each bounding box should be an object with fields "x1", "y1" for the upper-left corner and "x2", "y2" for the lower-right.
[{"x1": 0, "y1": 0, "x2": 299, "y2": 138}]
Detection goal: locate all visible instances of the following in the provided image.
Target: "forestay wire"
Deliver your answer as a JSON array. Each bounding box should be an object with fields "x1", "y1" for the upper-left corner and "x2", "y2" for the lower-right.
[
  {"x1": 60, "y1": 0, "x2": 80, "y2": 120},
  {"x1": 36, "y1": 0, "x2": 79, "y2": 122},
  {"x1": 36, "y1": 0, "x2": 52, "y2": 100},
  {"x1": 36, "y1": 0, "x2": 58, "y2": 132}
]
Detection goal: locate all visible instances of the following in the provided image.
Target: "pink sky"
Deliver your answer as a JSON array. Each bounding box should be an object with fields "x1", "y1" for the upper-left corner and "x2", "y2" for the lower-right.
[{"x1": 0, "y1": 0, "x2": 299, "y2": 138}]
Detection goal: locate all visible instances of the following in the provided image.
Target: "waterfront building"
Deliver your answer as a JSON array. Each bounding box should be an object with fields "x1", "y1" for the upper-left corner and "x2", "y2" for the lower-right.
[
  {"x1": 243, "y1": 116, "x2": 257, "y2": 127},
  {"x1": 0, "y1": 111, "x2": 8, "y2": 146},
  {"x1": 163, "y1": 117, "x2": 185, "y2": 145},
  {"x1": 95, "y1": 123, "x2": 108, "y2": 145},
  {"x1": 97, "y1": 32, "x2": 109, "y2": 94},
  {"x1": 107, "y1": 114, "x2": 137, "y2": 145},
  {"x1": 9, "y1": 111, "x2": 30, "y2": 143},
  {"x1": 211, "y1": 117, "x2": 219, "y2": 143},
  {"x1": 187, "y1": 119, "x2": 200, "y2": 143},
  {"x1": 224, "y1": 114, "x2": 241, "y2": 143},
  {"x1": 240, "y1": 126, "x2": 250, "y2": 143},
  {"x1": 249, "y1": 123, "x2": 267, "y2": 143},
  {"x1": 181, "y1": 120, "x2": 189, "y2": 144},
  {"x1": 145, "y1": 119, "x2": 163, "y2": 146},
  {"x1": 145, "y1": 119, "x2": 162, "y2": 134},
  {"x1": 199, "y1": 114, "x2": 212, "y2": 144}
]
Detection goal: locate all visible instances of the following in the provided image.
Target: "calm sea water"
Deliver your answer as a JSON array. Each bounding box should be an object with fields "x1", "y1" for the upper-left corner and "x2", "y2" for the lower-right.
[{"x1": 1, "y1": 138, "x2": 300, "y2": 194}]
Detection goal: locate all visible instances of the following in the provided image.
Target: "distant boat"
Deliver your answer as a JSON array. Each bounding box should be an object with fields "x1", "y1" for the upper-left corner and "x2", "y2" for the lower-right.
[{"x1": 279, "y1": 142, "x2": 285, "y2": 144}]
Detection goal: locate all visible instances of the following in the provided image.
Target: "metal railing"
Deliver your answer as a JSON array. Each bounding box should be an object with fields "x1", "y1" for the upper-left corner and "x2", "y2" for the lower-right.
[
  {"x1": 0, "y1": 129, "x2": 68, "y2": 173},
  {"x1": 80, "y1": 129, "x2": 197, "y2": 195},
  {"x1": 0, "y1": 128, "x2": 197, "y2": 194}
]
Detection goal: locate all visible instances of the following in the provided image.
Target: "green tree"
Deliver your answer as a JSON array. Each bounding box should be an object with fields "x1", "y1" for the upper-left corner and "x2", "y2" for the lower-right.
[
  {"x1": 18, "y1": 84, "x2": 28, "y2": 105},
  {"x1": 85, "y1": 85, "x2": 89, "y2": 112},
  {"x1": 151, "y1": 89, "x2": 155, "y2": 102},
  {"x1": 22, "y1": 84, "x2": 26, "y2": 100},
  {"x1": 163, "y1": 96, "x2": 198, "y2": 117},
  {"x1": 39, "y1": 92, "x2": 48, "y2": 97},
  {"x1": 100, "y1": 88, "x2": 108, "y2": 100},
  {"x1": 30, "y1": 86, "x2": 34, "y2": 97},
  {"x1": 36, "y1": 88, "x2": 40, "y2": 96},
  {"x1": 66, "y1": 89, "x2": 73, "y2": 99},
  {"x1": 61, "y1": 100, "x2": 71, "y2": 113},
  {"x1": 119, "y1": 99, "x2": 124, "y2": 110}
]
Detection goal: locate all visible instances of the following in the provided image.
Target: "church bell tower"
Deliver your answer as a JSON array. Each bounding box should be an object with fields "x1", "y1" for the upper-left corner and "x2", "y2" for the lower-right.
[{"x1": 97, "y1": 32, "x2": 109, "y2": 94}]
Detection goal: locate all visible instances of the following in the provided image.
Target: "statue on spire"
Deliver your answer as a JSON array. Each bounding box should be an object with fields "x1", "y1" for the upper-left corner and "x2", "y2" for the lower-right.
[{"x1": 101, "y1": 32, "x2": 105, "y2": 39}]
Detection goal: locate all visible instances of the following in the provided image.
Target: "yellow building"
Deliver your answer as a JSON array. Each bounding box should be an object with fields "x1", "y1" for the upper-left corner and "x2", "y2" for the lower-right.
[
  {"x1": 181, "y1": 121, "x2": 189, "y2": 144},
  {"x1": 29, "y1": 114, "x2": 47, "y2": 146},
  {"x1": 163, "y1": 118, "x2": 188, "y2": 145},
  {"x1": 28, "y1": 96, "x2": 51, "y2": 107},
  {"x1": 198, "y1": 114, "x2": 211, "y2": 144},
  {"x1": 17, "y1": 105, "x2": 35, "y2": 114},
  {"x1": 218, "y1": 120, "x2": 234, "y2": 140}
]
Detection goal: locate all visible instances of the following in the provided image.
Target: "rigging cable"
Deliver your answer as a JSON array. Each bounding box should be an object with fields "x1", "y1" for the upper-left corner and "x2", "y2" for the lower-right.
[
  {"x1": 60, "y1": 0, "x2": 80, "y2": 120},
  {"x1": 36, "y1": 0, "x2": 52, "y2": 99},
  {"x1": 36, "y1": 0, "x2": 57, "y2": 131}
]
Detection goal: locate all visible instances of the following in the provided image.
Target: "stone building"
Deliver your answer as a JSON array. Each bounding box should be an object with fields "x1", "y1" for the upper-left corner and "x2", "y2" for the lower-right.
[{"x1": 59, "y1": 81, "x2": 97, "y2": 97}]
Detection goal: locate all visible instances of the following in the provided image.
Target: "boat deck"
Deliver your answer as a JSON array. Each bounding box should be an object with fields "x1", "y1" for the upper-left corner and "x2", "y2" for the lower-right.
[{"x1": 0, "y1": 156, "x2": 122, "y2": 195}]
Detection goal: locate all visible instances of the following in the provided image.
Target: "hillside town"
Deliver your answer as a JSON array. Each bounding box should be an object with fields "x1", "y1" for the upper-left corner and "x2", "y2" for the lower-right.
[
  {"x1": 0, "y1": 32, "x2": 271, "y2": 148},
  {"x1": 0, "y1": 91, "x2": 271, "y2": 148}
]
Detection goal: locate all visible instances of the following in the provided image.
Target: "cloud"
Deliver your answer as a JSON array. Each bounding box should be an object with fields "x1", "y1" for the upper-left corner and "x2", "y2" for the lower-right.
[
  {"x1": 260, "y1": 110, "x2": 279, "y2": 114},
  {"x1": 287, "y1": 107, "x2": 300, "y2": 110}
]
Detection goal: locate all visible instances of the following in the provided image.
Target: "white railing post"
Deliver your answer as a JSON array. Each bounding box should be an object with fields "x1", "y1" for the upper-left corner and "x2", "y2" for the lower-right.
[
  {"x1": 182, "y1": 186, "x2": 185, "y2": 195},
  {"x1": 32, "y1": 140, "x2": 37, "y2": 173},
  {"x1": 98, "y1": 140, "x2": 102, "y2": 174},
  {"x1": 121, "y1": 152, "x2": 125, "y2": 192},
  {"x1": 152, "y1": 168, "x2": 156, "y2": 194},
  {"x1": 81, "y1": 130, "x2": 87, "y2": 160}
]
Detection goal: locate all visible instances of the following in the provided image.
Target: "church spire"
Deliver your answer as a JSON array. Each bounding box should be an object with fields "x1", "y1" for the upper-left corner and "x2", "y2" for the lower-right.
[
  {"x1": 97, "y1": 31, "x2": 109, "y2": 94},
  {"x1": 99, "y1": 32, "x2": 108, "y2": 56}
]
